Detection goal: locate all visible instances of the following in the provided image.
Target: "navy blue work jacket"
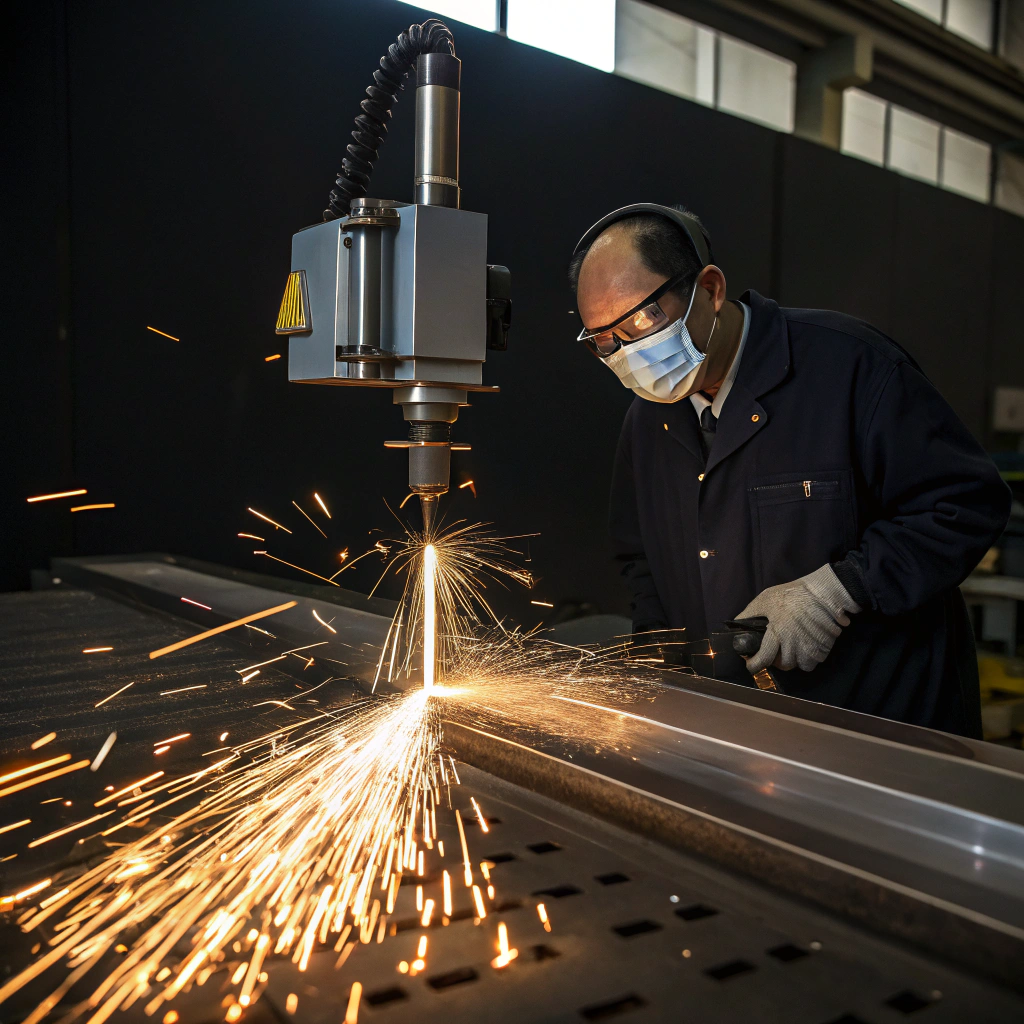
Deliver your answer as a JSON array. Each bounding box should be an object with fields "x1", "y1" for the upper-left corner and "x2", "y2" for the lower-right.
[{"x1": 610, "y1": 290, "x2": 1010, "y2": 736}]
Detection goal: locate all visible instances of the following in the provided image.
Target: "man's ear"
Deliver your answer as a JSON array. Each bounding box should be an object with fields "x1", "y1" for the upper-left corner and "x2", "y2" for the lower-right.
[{"x1": 700, "y1": 266, "x2": 727, "y2": 312}]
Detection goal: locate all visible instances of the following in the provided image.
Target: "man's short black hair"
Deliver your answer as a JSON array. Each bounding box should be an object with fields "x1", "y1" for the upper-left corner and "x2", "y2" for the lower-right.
[{"x1": 568, "y1": 205, "x2": 714, "y2": 302}]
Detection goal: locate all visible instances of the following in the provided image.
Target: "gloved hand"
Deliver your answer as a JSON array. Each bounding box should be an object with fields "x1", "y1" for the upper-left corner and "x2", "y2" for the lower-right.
[{"x1": 735, "y1": 564, "x2": 861, "y2": 674}]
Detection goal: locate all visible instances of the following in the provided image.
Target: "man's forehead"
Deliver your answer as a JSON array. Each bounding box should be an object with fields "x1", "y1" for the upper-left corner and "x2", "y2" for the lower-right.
[{"x1": 579, "y1": 225, "x2": 661, "y2": 297}]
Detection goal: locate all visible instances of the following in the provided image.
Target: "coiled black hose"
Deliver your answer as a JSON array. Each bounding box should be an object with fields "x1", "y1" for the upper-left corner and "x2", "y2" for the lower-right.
[{"x1": 324, "y1": 19, "x2": 455, "y2": 220}]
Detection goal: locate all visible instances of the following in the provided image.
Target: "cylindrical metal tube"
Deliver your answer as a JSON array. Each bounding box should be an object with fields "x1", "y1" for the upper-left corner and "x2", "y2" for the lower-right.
[
  {"x1": 408, "y1": 444, "x2": 451, "y2": 495},
  {"x1": 349, "y1": 226, "x2": 382, "y2": 348},
  {"x1": 414, "y1": 52, "x2": 461, "y2": 208}
]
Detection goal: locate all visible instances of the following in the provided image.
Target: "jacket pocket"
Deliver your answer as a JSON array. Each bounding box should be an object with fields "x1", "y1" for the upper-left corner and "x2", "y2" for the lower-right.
[{"x1": 748, "y1": 470, "x2": 856, "y2": 592}]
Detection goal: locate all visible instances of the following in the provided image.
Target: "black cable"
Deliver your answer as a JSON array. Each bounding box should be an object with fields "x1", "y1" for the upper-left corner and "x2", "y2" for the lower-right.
[{"x1": 324, "y1": 19, "x2": 455, "y2": 221}]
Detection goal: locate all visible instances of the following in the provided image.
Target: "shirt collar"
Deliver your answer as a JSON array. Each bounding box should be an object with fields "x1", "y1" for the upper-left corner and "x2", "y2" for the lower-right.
[{"x1": 689, "y1": 300, "x2": 750, "y2": 419}]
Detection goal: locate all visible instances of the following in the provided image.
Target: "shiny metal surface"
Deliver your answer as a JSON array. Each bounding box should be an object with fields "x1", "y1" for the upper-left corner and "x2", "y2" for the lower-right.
[
  {"x1": 415, "y1": 83, "x2": 460, "y2": 208},
  {"x1": 51, "y1": 556, "x2": 1024, "y2": 990},
  {"x1": 5, "y1": 585, "x2": 1022, "y2": 1023},
  {"x1": 345, "y1": 223, "x2": 384, "y2": 378}
]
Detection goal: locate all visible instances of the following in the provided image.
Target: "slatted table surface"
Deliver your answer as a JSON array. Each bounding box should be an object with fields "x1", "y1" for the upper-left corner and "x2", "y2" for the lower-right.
[{"x1": 1, "y1": 588, "x2": 1022, "y2": 1023}]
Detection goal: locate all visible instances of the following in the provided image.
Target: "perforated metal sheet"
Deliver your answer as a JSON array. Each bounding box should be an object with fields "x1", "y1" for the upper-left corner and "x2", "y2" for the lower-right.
[
  {"x1": 2, "y1": 589, "x2": 1023, "y2": 1023},
  {"x1": 243, "y1": 767, "x2": 1024, "y2": 1024}
]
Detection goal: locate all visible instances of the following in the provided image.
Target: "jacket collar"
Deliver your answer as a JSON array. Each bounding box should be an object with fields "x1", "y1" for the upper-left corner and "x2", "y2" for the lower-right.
[
  {"x1": 702, "y1": 291, "x2": 790, "y2": 474},
  {"x1": 734, "y1": 290, "x2": 791, "y2": 400},
  {"x1": 648, "y1": 291, "x2": 791, "y2": 469}
]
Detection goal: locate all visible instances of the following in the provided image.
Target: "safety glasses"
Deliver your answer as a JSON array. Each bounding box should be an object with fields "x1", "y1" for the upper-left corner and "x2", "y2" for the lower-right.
[{"x1": 577, "y1": 273, "x2": 688, "y2": 357}]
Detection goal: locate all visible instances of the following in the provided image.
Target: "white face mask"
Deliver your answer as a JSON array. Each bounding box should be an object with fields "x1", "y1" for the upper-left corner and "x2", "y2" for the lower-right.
[{"x1": 601, "y1": 283, "x2": 713, "y2": 404}]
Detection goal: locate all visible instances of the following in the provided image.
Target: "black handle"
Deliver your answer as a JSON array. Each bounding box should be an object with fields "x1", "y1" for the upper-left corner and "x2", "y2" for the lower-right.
[
  {"x1": 724, "y1": 616, "x2": 768, "y2": 656},
  {"x1": 722, "y1": 616, "x2": 783, "y2": 694}
]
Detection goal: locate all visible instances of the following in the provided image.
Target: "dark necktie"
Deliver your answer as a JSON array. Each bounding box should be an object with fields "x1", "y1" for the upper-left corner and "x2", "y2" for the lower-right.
[{"x1": 699, "y1": 404, "x2": 717, "y2": 463}]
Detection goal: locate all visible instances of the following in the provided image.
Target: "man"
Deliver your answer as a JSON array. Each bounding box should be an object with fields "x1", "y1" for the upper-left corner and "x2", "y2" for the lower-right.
[{"x1": 570, "y1": 203, "x2": 1010, "y2": 736}]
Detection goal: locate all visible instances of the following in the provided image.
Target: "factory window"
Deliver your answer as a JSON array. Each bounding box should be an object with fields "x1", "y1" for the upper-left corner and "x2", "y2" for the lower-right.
[
  {"x1": 717, "y1": 35, "x2": 796, "y2": 132},
  {"x1": 614, "y1": 1, "x2": 795, "y2": 133},
  {"x1": 615, "y1": 0, "x2": 714, "y2": 105},
  {"x1": 893, "y1": 0, "x2": 944, "y2": 22},
  {"x1": 395, "y1": 0, "x2": 499, "y2": 32},
  {"x1": 995, "y1": 151, "x2": 1024, "y2": 217},
  {"x1": 940, "y1": 126, "x2": 991, "y2": 201},
  {"x1": 842, "y1": 91, "x2": 996, "y2": 207},
  {"x1": 506, "y1": 0, "x2": 617, "y2": 72},
  {"x1": 840, "y1": 88, "x2": 886, "y2": 166},
  {"x1": 888, "y1": 106, "x2": 941, "y2": 184},
  {"x1": 892, "y1": 0, "x2": 995, "y2": 50},
  {"x1": 945, "y1": 0, "x2": 995, "y2": 49}
]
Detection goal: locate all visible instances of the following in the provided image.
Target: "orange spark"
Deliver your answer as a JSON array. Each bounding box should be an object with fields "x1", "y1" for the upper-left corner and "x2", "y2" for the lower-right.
[
  {"x1": 237, "y1": 656, "x2": 285, "y2": 679},
  {"x1": 255, "y1": 553, "x2": 341, "y2": 587},
  {"x1": 90, "y1": 731, "x2": 117, "y2": 771},
  {"x1": 148, "y1": 600, "x2": 297, "y2": 659},
  {"x1": 30, "y1": 733, "x2": 56, "y2": 750},
  {"x1": 455, "y1": 809, "x2": 472, "y2": 886},
  {"x1": 154, "y1": 733, "x2": 190, "y2": 746},
  {"x1": 537, "y1": 903, "x2": 551, "y2": 932},
  {"x1": 313, "y1": 493, "x2": 331, "y2": 518},
  {"x1": 247, "y1": 507, "x2": 292, "y2": 534},
  {"x1": 0, "y1": 878, "x2": 51, "y2": 906},
  {"x1": 292, "y1": 501, "x2": 327, "y2": 538},
  {"x1": 70, "y1": 504, "x2": 115, "y2": 512},
  {"x1": 0, "y1": 760, "x2": 89, "y2": 800},
  {"x1": 472, "y1": 885, "x2": 487, "y2": 919},
  {"x1": 159, "y1": 684, "x2": 207, "y2": 695},
  {"x1": 264, "y1": 354, "x2": 281, "y2": 362},
  {"x1": 344, "y1": 981, "x2": 362, "y2": 1024},
  {"x1": 95, "y1": 772, "x2": 164, "y2": 807},
  {"x1": 0, "y1": 754, "x2": 71, "y2": 787},
  {"x1": 146, "y1": 326, "x2": 179, "y2": 341},
  {"x1": 490, "y1": 922, "x2": 518, "y2": 968},
  {"x1": 470, "y1": 797, "x2": 489, "y2": 833},
  {"x1": 94, "y1": 681, "x2": 133, "y2": 707},
  {"x1": 442, "y1": 870, "x2": 452, "y2": 916},
  {"x1": 82, "y1": 647, "x2": 113, "y2": 654},
  {"x1": 458, "y1": 479, "x2": 477, "y2": 498},
  {"x1": 0, "y1": 820, "x2": 30, "y2": 836},
  {"x1": 26, "y1": 488, "x2": 87, "y2": 503},
  {"x1": 180, "y1": 597, "x2": 212, "y2": 610},
  {"x1": 28, "y1": 811, "x2": 114, "y2": 848},
  {"x1": 312, "y1": 610, "x2": 337, "y2": 634}
]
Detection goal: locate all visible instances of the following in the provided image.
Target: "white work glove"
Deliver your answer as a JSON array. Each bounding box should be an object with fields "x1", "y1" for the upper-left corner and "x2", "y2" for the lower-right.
[{"x1": 736, "y1": 564, "x2": 861, "y2": 674}]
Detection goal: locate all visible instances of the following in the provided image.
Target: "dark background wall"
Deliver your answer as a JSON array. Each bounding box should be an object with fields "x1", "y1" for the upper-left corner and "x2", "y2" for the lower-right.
[{"x1": 5, "y1": 0, "x2": 1024, "y2": 619}]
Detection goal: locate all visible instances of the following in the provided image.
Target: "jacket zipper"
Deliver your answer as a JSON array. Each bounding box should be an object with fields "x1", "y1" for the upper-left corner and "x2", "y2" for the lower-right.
[{"x1": 751, "y1": 480, "x2": 837, "y2": 497}]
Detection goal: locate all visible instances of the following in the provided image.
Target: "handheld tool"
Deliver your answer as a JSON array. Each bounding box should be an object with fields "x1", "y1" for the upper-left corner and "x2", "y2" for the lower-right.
[
  {"x1": 275, "y1": 19, "x2": 511, "y2": 533},
  {"x1": 724, "y1": 617, "x2": 785, "y2": 693}
]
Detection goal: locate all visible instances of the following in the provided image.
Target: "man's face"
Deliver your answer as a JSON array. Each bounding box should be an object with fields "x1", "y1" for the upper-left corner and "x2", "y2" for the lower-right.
[
  {"x1": 576, "y1": 224, "x2": 691, "y2": 348},
  {"x1": 576, "y1": 224, "x2": 721, "y2": 356}
]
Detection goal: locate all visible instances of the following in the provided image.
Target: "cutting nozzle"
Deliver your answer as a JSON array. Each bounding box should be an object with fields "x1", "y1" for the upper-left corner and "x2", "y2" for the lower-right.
[{"x1": 419, "y1": 494, "x2": 438, "y2": 535}]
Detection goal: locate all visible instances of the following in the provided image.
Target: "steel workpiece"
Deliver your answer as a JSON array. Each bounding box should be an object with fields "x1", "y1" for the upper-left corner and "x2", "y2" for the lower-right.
[{"x1": 41, "y1": 554, "x2": 1024, "y2": 996}]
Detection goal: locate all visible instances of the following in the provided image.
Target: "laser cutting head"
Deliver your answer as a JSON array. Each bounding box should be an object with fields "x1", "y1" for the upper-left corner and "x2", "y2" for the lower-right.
[{"x1": 275, "y1": 23, "x2": 510, "y2": 529}]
